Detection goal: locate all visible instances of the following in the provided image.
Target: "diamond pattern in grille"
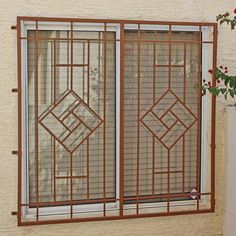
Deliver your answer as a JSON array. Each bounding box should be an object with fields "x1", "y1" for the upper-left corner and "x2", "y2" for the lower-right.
[
  {"x1": 39, "y1": 91, "x2": 103, "y2": 153},
  {"x1": 141, "y1": 91, "x2": 197, "y2": 149}
]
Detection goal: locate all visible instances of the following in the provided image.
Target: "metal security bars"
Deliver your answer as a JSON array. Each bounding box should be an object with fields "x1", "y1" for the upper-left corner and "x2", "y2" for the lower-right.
[{"x1": 16, "y1": 17, "x2": 217, "y2": 226}]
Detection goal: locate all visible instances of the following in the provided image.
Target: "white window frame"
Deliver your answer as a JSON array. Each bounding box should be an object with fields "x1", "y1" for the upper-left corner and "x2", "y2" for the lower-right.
[{"x1": 20, "y1": 21, "x2": 210, "y2": 219}]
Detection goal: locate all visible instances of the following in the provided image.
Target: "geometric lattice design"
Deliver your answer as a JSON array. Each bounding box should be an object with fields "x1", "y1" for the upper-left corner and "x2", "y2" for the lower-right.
[
  {"x1": 141, "y1": 90, "x2": 197, "y2": 149},
  {"x1": 39, "y1": 91, "x2": 103, "y2": 154}
]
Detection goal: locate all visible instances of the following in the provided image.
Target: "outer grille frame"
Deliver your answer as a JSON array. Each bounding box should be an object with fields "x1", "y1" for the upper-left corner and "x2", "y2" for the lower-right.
[{"x1": 16, "y1": 16, "x2": 217, "y2": 226}]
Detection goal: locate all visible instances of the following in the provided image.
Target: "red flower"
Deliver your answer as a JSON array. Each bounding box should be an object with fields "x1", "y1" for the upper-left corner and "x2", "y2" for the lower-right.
[
  {"x1": 217, "y1": 80, "x2": 221, "y2": 84},
  {"x1": 225, "y1": 66, "x2": 228, "y2": 70},
  {"x1": 225, "y1": 70, "x2": 228, "y2": 74},
  {"x1": 208, "y1": 81, "x2": 211, "y2": 86},
  {"x1": 220, "y1": 65, "x2": 223, "y2": 69},
  {"x1": 234, "y1": 9, "x2": 236, "y2": 14},
  {"x1": 208, "y1": 69, "x2": 213, "y2": 74}
]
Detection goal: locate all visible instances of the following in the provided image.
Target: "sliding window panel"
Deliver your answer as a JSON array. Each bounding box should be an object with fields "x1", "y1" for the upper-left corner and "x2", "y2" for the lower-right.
[
  {"x1": 123, "y1": 28, "x2": 203, "y2": 214},
  {"x1": 26, "y1": 28, "x2": 117, "y2": 221}
]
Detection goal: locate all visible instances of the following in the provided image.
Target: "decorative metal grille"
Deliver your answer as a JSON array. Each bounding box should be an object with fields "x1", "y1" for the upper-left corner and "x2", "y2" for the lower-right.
[
  {"x1": 16, "y1": 17, "x2": 217, "y2": 226},
  {"x1": 141, "y1": 90, "x2": 197, "y2": 149},
  {"x1": 39, "y1": 91, "x2": 103, "y2": 154}
]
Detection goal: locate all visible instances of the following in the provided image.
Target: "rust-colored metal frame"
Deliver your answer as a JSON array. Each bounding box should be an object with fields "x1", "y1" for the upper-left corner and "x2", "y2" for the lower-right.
[{"x1": 16, "y1": 16, "x2": 217, "y2": 226}]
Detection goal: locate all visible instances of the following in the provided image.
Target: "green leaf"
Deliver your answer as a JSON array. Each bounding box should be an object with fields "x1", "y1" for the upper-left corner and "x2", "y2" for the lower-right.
[
  {"x1": 229, "y1": 89, "x2": 235, "y2": 98},
  {"x1": 224, "y1": 77, "x2": 229, "y2": 86},
  {"x1": 220, "y1": 88, "x2": 226, "y2": 94},
  {"x1": 214, "y1": 88, "x2": 220, "y2": 96},
  {"x1": 208, "y1": 86, "x2": 214, "y2": 93}
]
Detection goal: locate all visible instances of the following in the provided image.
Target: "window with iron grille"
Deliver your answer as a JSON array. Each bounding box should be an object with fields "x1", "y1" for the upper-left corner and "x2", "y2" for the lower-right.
[{"x1": 16, "y1": 17, "x2": 217, "y2": 225}]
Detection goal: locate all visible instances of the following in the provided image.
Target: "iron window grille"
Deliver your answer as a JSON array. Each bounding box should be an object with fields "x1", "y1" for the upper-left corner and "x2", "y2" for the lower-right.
[{"x1": 16, "y1": 17, "x2": 217, "y2": 226}]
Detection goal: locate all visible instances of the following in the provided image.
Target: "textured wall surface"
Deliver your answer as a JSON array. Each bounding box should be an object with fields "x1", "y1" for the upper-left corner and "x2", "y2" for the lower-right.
[
  {"x1": 224, "y1": 108, "x2": 236, "y2": 236},
  {"x1": 0, "y1": 0, "x2": 236, "y2": 235}
]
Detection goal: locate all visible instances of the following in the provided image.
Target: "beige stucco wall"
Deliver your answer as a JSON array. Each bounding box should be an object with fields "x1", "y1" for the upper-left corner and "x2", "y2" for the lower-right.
[
  {"x1": 224, "y1": 108, "x2": 236, "y2": 236},
  {"x1": 0, "y1": 0, "x2": 236, "y2": 235}
]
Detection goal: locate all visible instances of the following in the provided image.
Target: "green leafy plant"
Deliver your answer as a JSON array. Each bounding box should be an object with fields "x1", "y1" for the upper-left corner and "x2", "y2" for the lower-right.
[
  {"x1": 200, "y1": 9, "x2": 236, "y2": 99},
  {"x1": 201, "y1": 67, "x2": 236, "y2": 99}
]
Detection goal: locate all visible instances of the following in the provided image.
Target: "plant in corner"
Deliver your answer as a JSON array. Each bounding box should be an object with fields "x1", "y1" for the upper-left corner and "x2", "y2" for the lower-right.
[{"x1": 199, "y1": 9, "x2": 236, "y2": 101}]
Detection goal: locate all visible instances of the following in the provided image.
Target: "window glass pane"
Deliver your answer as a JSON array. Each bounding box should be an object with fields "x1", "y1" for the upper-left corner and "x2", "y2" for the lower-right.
[
  {"x1": 27, "y1": 30, "x2": 116, "y2": 204},
  {"x1": 123, "y1": 30, "x2": 200, "y2": 202}
]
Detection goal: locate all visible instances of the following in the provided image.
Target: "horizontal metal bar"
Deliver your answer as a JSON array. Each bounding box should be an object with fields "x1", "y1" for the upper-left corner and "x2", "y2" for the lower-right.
[
  {"x1": 55, "y1": 175, "x2": 87, "y2": 179},
  {"x1": 20, "y1": 36, "x2": 213, "y2": 45},
  {"x1": 155, "y1": 65, "x2": 184, "y2": 68},
  {"x1": 20, "y1": 37, "x2": 120, "y2": 42},
  {"x1": 21, "y1": 192, "x2": 212, "y2": 208},
  {"x1": 154, "y1": 170, "x2": 183, "y2": 175},
  {"x1": 53, "y1": 64, "x2": 88, "y2": 67},
  {"x1": 21, "y1": 198, "x2": 118, "y2": 207},
  {"x1": 17, "y1": 16, "x2": 218, "y2": 27},
  {"x1": 18, "y1": 209, "x2": 214, "y2": 226},
  {"x1": 123, "y1": 192, "x2": 211, "y2": 201}
]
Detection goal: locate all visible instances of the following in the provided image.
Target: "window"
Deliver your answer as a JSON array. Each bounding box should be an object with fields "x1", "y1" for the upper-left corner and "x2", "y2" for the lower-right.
[{"x1": 17, "y1": 17, "x2": 217, "y2": 225}]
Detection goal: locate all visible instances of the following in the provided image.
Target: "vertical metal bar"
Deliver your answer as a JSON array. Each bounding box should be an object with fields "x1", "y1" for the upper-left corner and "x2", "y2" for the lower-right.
[
  {"x1": 86, "y1": 143, "x2": 90, "y2": 200},
  {"x1": 103, "y1": 22, "x2": 107, "y2": 216},
  {"x1": 167, "y1": 25, "x2": 172, "y2": 212},
  {"x1": 87, "y1": 40, "x2": 90, "y2": 105},
  {"x1": 70, "y1": 22, "x2": 73, "y2": 218},
  {"x1": 87, "y1": 40, "x2": 90, "y2": 199},
  {"x1": 167, "y1": 149, "x2": 170, "y2": 212},
  {"x1": 71, "y1": 22, "x2": 73, "y2": 91},
  {"x1": 152, "y1": 42, "x2": 156, "y2": 196},
  {"x1": 168, "y1": 25, "x2": 172, "y2": 90},
  {"x1": 82, "y1": 42, "x2": 85, "y2": 100},
  {"x1": 53, "y1": 140, "x2": 56, "y2": 201},
  {"x1": 196, "y1": 27, "x2": 202, "y2": 210},
  {"x1": 183, "y1": 43, "x2": 186, "y2": 104},
  {"x1": 119, "y1": 23, "x2": 125, "y2": 216},
  {"x1": 50, "y1": 42, "x2": 53, "y2": 200},
  {"x1": 136, "y1": 24, "x2": 141, "y2": 214},
  {"x1": 182, "y1": 43, "x2": 186, "y2": 193},
  {"x1": 67, "y1": 31, "x2": 69, "y2": 90},
  {"x1": 53, "y1": 40, "x2": 57, "y2": 102},
  {"x1": 53, "y1": 40, "x2": 57, "y2": 202},
  {"x1": 211, "y1": 24, "x2": 217, "y2": 211},
  {"x1": 152, "y1": 139, "x2": 155, "y2": 195},
  {"x1": 51, "y1": 42, "x2": 53, "y2": 103},
  {"x1": 17, "y1": 17, "x2": 22, "y2": 225},
  {"x1": 35, "y1": 20, "x2": 39, "y2": 221},
  {"x1": 70, "y1": 153, "x2": 73, "y2": 218}
]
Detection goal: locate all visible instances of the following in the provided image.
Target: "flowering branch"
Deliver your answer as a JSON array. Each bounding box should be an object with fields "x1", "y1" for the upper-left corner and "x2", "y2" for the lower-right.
[
  {"x1": 201, "y1": 68, "x2": 236, "y2": 99},
  {"x1": 216, "y1": 9, "x2": 236, "y2": 29},
  {"x1": 199, "y1": 9, "x2": 236, "y2": 99}
]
